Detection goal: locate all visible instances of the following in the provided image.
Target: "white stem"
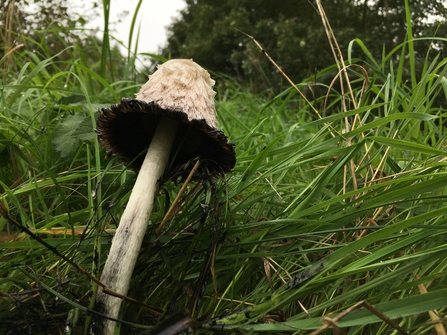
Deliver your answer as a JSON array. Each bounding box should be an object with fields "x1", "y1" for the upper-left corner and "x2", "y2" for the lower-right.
[{"x1": 93, "y1": 117, "x2": 179, "y2": 335}]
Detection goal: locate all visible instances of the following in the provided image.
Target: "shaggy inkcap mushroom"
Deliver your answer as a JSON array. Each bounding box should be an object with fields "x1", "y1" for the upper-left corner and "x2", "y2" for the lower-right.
[
  {"x1": 92, "y1": 60, "x2": 235, "y2": 335},
  {"x1": 97, "y1": 59, "x2": 236, "y2": 178}
]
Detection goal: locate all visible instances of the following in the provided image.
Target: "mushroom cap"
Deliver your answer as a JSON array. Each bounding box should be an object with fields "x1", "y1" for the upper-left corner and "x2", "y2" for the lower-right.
[
  {"x1": 137, "y1": 59, "x2": 218, "y2": 128},
  {"x1": 96, "y1": 59, "x2": 236, "y2": 178}
]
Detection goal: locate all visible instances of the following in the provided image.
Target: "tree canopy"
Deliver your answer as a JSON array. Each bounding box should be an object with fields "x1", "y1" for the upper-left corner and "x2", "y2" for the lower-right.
[
  {"x1": 0, "y1": 0, "x2": 133, "y2": 85},
  {"x1": 161, "y1": 0, "x2": 447, "y2": 91}
]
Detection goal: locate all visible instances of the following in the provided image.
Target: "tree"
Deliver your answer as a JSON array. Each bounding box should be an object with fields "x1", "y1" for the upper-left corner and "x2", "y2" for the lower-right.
[
  {"x1": 1, "y1": 1, "x2": 99, "y2": 71},
  {"x1": 160, "y1": 0, "x2": 447, "y2": 91},
  {"x1": 0, "y1": 0, "x2": 132, "y2": 89}
]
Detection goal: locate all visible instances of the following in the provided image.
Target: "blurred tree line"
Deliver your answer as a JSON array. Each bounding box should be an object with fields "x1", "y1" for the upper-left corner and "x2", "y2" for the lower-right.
[
  {"x1": 0, "y1": 0, "x2": 126, "y2": 82},
  {"x1": 2, "y1": 0, "x2": 447, "y2": 92},
  {"x1": 160, "y1": 0, "x2": 447, "y2": 91},
  {"x1": 1, "y1": 0, "x2": 86, "y2": 63}
]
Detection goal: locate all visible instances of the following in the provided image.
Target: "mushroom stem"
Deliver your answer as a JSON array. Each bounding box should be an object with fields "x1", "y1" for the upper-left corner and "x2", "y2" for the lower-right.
[{"x1": 93, "y1": 117, "x2": 179, "y2": 335}]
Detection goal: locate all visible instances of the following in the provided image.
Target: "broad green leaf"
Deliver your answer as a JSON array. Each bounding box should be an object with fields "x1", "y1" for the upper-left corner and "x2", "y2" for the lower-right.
[{"x1": 52, "y1": 113, "x2": 96, "y2": 158}]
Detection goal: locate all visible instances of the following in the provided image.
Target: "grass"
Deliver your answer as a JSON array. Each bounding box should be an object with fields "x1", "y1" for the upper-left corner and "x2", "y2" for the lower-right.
[{"x1": 1, "y1": 0, "x2": 447, "y2": 334}]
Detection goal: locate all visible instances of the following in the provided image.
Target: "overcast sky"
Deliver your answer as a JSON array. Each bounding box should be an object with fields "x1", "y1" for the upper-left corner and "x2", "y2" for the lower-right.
[{"x1": 80, "y1": 0, "x2": 186, "y2": 55}]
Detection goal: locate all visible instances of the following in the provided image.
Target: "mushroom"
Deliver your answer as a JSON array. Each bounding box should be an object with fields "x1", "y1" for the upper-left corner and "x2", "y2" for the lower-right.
[{"x1": 92, "y1": 59, "x2": 235, "y2": 334}]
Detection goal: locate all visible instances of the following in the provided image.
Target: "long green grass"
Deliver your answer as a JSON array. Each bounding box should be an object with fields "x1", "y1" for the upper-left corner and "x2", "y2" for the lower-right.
[{"x1": 1, "y1": 1, "x2": 447, "y2": 334}]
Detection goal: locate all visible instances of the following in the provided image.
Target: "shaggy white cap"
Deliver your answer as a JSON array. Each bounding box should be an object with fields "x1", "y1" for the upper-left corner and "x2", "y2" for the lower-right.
[{"x1": 136, "y1": 59, "x2": 218, "y2": 128}]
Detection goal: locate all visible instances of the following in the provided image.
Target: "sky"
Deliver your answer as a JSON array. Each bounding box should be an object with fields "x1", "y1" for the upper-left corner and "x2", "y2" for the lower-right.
[{"x1": 80, "y1": 0, "x2": 186, "y2": 55}]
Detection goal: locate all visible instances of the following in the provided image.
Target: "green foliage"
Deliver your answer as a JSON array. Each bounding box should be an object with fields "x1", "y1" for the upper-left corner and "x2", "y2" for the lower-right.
[
  {"x1": 161, "y1": 0, "x2": 447, "y2": 92},
  {"x1": 52, "y1": 112, "x2": 97, "y2": 159},
  {"x1": 1, "y1": 1, "x2": 447, "y2": 334}
]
